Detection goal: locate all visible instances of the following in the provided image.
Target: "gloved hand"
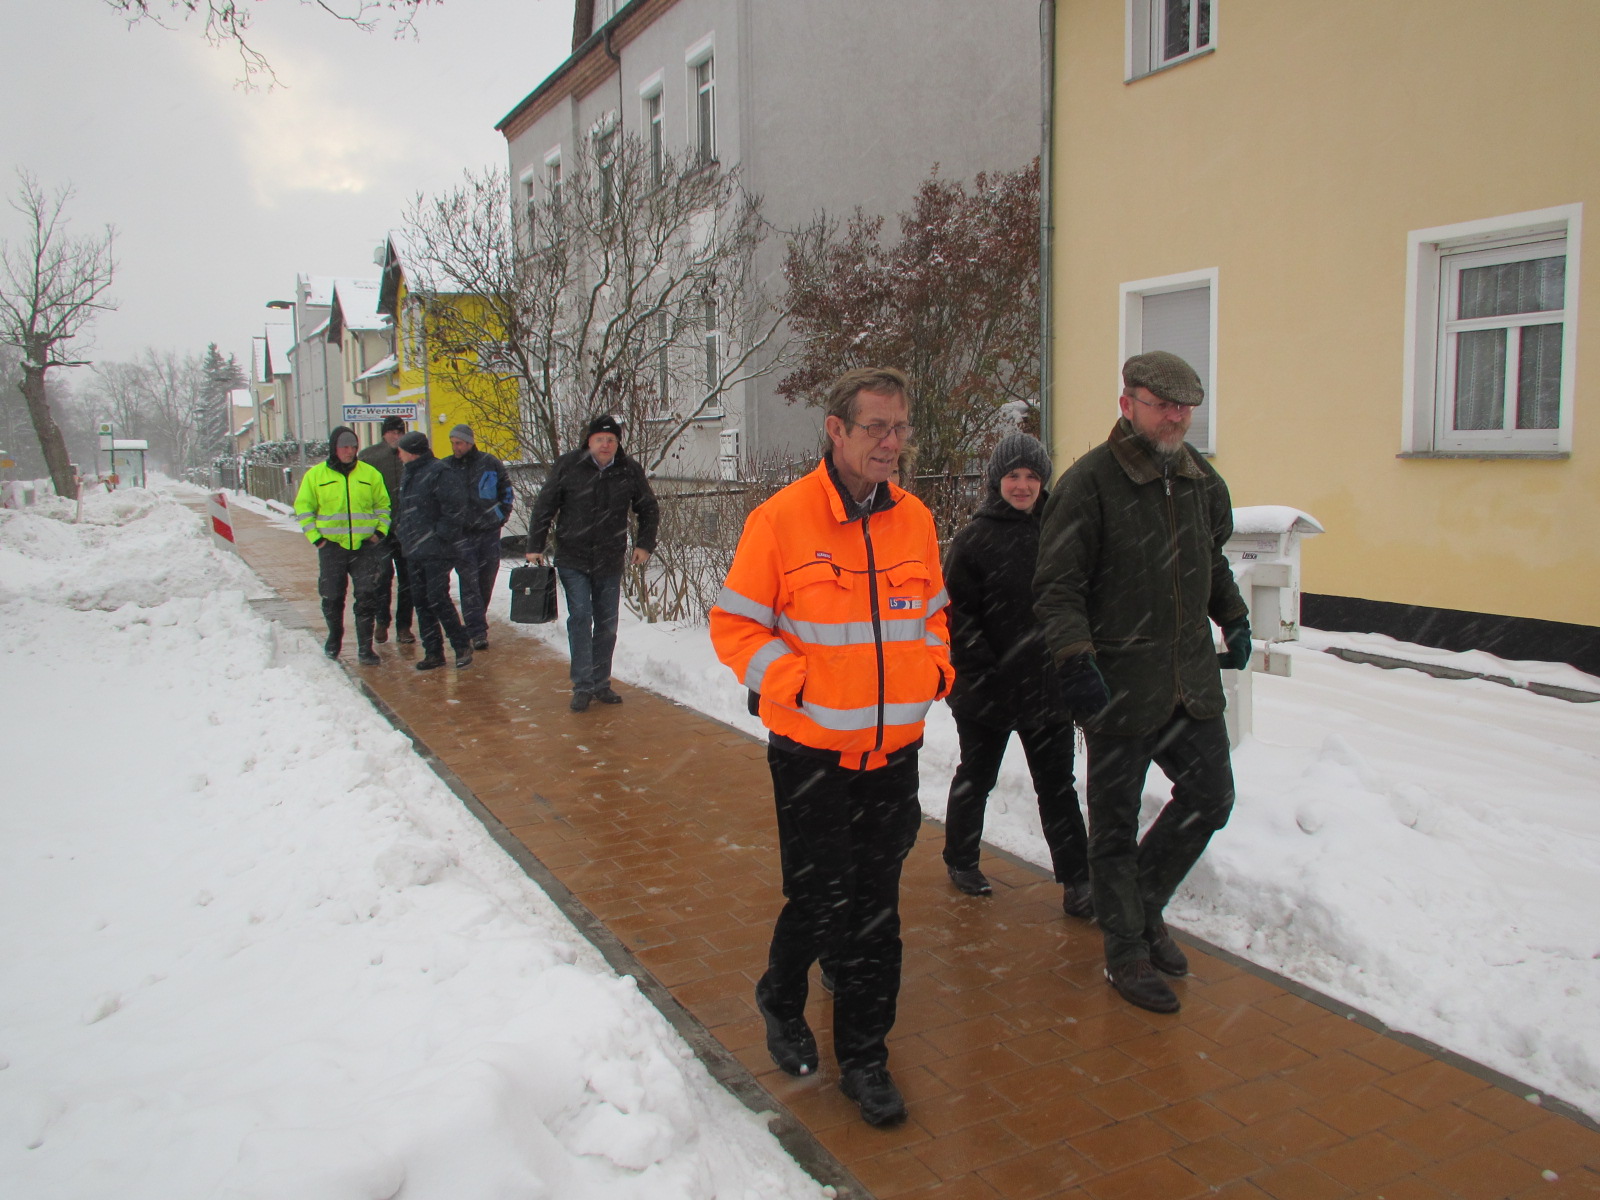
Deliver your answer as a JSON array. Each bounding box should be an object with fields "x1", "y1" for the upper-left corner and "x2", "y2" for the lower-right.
[
  {"x1": 1219, "y1": 617, "x2": 1253, "y2": 671},
  {"x1": 314, "y1": 537, "x2": 329, "y2": 548},
  {"x1": 1057, "y1": 652, "x2": 1110, "y2": 721}
]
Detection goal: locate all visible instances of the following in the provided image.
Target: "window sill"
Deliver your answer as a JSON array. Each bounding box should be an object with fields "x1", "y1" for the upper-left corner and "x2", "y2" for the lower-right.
[
  {"x1": 1397, "y1": 450, "x2": 1569, "y2": 460},
  {"x1": 1126, "y1": 44, "x2": 1214, "y2": 83}
]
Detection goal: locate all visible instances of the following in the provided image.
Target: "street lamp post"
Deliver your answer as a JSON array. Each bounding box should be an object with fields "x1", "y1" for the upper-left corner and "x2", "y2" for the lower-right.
[{"x1": 265, "y1": 296, "x2": 304, "y2": 467}]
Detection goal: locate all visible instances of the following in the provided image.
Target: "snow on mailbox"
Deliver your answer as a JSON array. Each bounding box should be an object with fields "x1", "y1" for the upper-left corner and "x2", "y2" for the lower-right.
[{"x1": 1225, "y1": 506, "x2": 1324, "y2": 650}]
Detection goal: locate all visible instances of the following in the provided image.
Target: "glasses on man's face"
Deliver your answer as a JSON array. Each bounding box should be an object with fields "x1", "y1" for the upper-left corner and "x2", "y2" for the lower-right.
[
  {"x1": 1129, "y1": 393, "x2": 1189, "y2": 417},
  {"x1": 849, "y1": 420, "x2": 915, "y2": 443}
]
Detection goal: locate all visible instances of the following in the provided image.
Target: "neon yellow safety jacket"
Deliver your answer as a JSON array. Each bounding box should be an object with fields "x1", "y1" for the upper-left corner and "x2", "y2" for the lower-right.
[{"x1": 293, "y1": 461, "x2": 391, "y2": 549}]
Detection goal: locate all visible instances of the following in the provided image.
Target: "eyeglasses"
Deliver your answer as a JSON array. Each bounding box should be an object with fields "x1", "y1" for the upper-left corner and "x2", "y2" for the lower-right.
[
  {"x1": 1128, "y1": 393, "x2": 1190, "y2": 417},
  {"x1": 848, "y1": 419, "x2": 915, "y2": 442}
]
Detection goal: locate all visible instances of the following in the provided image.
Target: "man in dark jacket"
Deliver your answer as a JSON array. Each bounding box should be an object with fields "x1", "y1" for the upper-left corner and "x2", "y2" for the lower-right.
[
  {"x1": 446, "y1": 423, "x2": 514, "y2": 652},
  {"x1": 525, "y1": 415, "x2": 659, "y2": 711},
  {"x1": 395, "y1": 431, "x2": 473, "y2": 671},
  {"x1": 943, "y1": 433, "x2": 1090, "y2": 918},
  {"x1": 1034, "y1": 351, "x2": 1251, "y2": 1015},
  {"x1": 358, "y1": 416, "x2": 413, "y2": 644}
]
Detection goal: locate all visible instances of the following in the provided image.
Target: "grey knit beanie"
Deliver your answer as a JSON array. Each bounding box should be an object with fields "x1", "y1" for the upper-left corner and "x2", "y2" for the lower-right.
[
  {"x1": 448, "y1": 424, "x2": 475, "y2": 444},
  {"x1": 986, "y1": 433, "x2": 1052, "y2": 491}
]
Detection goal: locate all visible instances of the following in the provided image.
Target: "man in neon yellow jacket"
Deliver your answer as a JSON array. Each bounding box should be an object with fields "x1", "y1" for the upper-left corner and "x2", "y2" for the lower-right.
[{"x1": 294, "y1": 426, "x2": 391, "y2": 664}]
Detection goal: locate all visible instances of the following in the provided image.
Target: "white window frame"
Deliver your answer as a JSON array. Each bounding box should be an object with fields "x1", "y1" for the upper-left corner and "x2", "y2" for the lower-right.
[
  {"x1": 590, "y1": 111, "x2": 619, "y2": 219},
  {"x1": 638, "y1": 72, "x2": 665, "y2": 187},
  {"x1": 686, "y1": 36, "x2": 716, "y2": 168},
  {"x1": 1126, "y1": 0, "x2": 1215, "y2": 82},
  {"x1": 1402, "y1": 204, "x2": 1581, "y2": 456},
  {"x1": 543, "y1": 146, "x2": 563, "y2": 206},
  {"x1": 699, "y1": 293, "x2": 724, "y2": 419},
  {"x1": 1119, "y1": 267, "x2": 1219, "y2": 454}
]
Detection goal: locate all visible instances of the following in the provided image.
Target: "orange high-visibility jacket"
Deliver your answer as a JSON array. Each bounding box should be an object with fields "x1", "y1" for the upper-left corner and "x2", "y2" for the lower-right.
[{"x1": 711, "y1": 460, "x2": 954, "y2": 771}]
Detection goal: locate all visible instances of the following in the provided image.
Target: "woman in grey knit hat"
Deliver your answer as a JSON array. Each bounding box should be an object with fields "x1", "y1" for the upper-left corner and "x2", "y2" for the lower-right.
[{"x1": 940, "y1": 432, "x2": 1092, "y2": 918}]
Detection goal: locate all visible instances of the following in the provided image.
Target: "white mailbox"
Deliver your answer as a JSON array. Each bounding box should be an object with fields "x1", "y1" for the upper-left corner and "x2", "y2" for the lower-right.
[{"x1": 1220, "y1": 506, "x2": 1323, "y2": 747}]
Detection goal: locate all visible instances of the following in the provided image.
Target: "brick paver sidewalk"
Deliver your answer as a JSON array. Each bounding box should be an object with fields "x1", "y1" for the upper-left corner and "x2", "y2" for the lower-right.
[{"x1": 214, "y1": 498, "x2": 1600, "y2": 1200}]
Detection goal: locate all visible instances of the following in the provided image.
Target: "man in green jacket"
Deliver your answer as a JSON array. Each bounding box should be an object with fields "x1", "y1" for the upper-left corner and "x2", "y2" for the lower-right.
[
  {"x1": 1034, "y1": 351, "x2": 1251, "y2": 1015},
  {"x1": 294, "y1": 426, "x2": 391, "y2": 665}
]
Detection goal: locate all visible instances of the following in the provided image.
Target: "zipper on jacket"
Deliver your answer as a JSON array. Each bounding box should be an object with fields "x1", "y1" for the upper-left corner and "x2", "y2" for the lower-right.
[
  {"x1": 1162, "y1": 460, "x2": 1186, "y2": 706},
  {"x1": 862, "y1": 511, "x2": 886, "y2": 752}
]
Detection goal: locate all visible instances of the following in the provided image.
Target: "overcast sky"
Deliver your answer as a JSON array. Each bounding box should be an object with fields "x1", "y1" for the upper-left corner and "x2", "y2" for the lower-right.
[{"x1": 0, "y1": 0, "x2": 572, "y2": 377}]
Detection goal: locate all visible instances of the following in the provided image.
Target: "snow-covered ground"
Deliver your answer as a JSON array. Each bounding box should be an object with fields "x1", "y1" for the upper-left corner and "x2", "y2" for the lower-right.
[
  {"x1": 4, "y1": 486, "x2": 1598, "y2": 1200},
  {"x1": 0, "y1": 488, "x2": 826, "y2": 1200}
]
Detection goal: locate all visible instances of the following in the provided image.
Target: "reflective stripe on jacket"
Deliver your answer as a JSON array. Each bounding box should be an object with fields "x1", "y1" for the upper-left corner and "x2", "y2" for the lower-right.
[
  {"x1": 710, "y1": 458, "x2": 953, "y2": 771},
  {"x1": 293, "y1": 461, "x2": 391, "y2": 549}
]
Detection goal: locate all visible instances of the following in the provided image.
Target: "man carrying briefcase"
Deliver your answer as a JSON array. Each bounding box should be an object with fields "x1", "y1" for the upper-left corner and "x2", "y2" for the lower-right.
[{"x1": 508, "y1": 562, "x2": 559, "y2": 624}]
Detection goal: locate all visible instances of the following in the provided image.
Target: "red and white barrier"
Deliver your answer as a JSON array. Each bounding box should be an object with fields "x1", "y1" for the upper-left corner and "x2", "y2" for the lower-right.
[{"x1": 209, "y1": 491, "x2": 237, "y2": 552}]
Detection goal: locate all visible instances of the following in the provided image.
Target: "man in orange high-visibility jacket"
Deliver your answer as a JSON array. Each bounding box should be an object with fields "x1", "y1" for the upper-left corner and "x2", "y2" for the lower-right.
[{"x1": 710, "y1": 367, "x2": 952, "y2": 1128}]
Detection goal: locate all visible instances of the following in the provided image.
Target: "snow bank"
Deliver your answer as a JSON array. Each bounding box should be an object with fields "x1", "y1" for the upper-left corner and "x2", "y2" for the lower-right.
[{"x1": 0, "y1": 489, "x2": 824, "y2": 1200}]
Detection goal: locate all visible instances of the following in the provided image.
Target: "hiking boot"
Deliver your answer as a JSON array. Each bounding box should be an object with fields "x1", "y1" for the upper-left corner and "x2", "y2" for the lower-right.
[
  {"x1": 1145, "y1": 921, "x2": 1189, "y2": 977},
  {"x1": 323, "y1": 633, "x2": 342, "y2": 659},
  {"x1": 755, "y1": 984, "x2": 817, "y2": 1077},
  {"x1": 1062, "y1": 881, "x2": 1095, "y2": 920},
  {"x1": 569, "y1": 691, "x2": 591, "y2": 713},
  {"x1": 947, "y1": 866, "x2": 992, "y2": 896},
  {"x1": 454, "y1": 646, "x2": 474, "y2": 669},
  {"x1": 840, "y1": 1065, "x2": 907, "y2": 1127},
  {"x1": 356, "y1": 644, "x2": 381, "y2": 666},
  {"x1": 415, "y1": 654, "x2": 446, "y2": 671},
  {"x1": 472, "y1": 636, "x2": 489, "y2": 651},
  {"x1": 1105, "y1": 958, "x2": 1180, "y2": 1014},
  {"x1": 592, "y1": 686, "x2": 623, "y2": 704},
  {"x1": 396, "y1": 627, "x2": 416, "y2": 645},
  {"x1": 375, "y1": 623, "x2": 390, "y2": 644}
]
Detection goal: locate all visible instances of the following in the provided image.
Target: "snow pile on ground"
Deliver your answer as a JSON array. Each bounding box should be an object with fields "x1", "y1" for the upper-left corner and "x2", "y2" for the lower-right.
[
  {"x1": 0, "y1": 491, "x2": 825, "y2": 1200},
  {"x1": 507, "y1": 571, "x2": 1600, "y2": 1121}
]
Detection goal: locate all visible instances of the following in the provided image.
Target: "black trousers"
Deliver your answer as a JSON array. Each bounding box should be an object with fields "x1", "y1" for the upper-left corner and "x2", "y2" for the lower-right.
[
  {"x1": 316, "y1": 540, "x2": 386, "y2": 644},
  {"x1": 375, "y1": 534, "x2": 413, "y2": 632},
  {"x1": 761, "y1": 745, "x2": 922, "y2": 1073},
  {"x1": 943, "y1": 719, "x2": 1088, "y2": 885},
  {"x1": 407, "y1": 555, "x2": 468, "y2": 657},
  {"x1": 453, "y1": 527, "x2": 502, "y2": 640},
  {"x1": 1084, "y1": 709, "x2": 1234, "y2": 968}
]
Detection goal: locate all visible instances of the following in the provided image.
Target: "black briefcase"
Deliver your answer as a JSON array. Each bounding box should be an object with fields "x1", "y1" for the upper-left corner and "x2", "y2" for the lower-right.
[{"x1": 508, "y1": 563, "x2": 558, "y2": 624}]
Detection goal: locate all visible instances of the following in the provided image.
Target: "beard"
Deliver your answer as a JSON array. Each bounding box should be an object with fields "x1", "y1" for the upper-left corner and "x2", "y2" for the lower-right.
[{"x1": 1137, "y1": 428, "x2": 1189, "y2": 462}]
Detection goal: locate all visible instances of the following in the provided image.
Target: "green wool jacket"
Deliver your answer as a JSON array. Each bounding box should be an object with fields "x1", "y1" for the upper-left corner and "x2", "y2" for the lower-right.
[
  {"x1": 1033, "y1": 418, "x2": 1248, "y2": 737},
  {"x1": 293, "y1": 461, "x2": 391, "y2": 550}
]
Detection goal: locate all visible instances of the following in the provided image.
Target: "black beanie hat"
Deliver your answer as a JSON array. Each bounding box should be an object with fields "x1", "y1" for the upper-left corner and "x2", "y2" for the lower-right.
[
  {"x1": 381, "y1": 416, "x2": 406, "y2": 434},
  {"x1": 397, "y1": 431, "x2": 430, "y2": 455},
  {"x1": 586, "y1": 414, "x2": 623, "y2": 444}
]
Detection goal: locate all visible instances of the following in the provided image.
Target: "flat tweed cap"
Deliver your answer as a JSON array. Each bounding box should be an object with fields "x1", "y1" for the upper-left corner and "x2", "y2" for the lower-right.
[{"x1": 1123, "y1": 350, "x2": 1204, "y2": 406}]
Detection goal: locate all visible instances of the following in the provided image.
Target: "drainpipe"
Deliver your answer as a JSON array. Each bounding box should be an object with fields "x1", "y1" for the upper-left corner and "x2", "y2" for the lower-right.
[{"x1": 1038, "y1": 0, "x2": 1057, "y2": 457}]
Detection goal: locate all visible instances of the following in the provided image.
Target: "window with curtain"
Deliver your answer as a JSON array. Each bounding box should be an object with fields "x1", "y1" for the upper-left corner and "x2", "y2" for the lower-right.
[
  {"x1": 693, "y1": 55, "x2": 716, "y2": 166},
  {"x1": 1128, "y1": 0, "x2": 1213, "y2": 79},
  {"x1": 645, "y1": 91, "x2": 664, "y2": 186}
]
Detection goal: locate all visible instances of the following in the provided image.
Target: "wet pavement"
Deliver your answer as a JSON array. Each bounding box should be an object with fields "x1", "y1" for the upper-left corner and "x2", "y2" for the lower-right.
[{"x1": 209, "y1": 498, "x2": 1600, "y2": 1200}]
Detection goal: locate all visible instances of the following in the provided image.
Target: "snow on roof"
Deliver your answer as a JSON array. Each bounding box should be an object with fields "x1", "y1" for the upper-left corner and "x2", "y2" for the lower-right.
[
  {"x1": 1232, "y1": 505, "x2": 1324, "y2": 536},
  {"x1": 304, "y1": 317, "x2": 331, "y2": 340},
  {"x1": 355, "y1": 353, "x2": 398, "y2": 382},
  {"x1": 330, "y1": 278, "x2": 387, "y2": 332},
  {"x1": 232, "y1": 418, "x2": 256, "y2": 437},
  {"x1": 264, "y1": 324, "x2": 293, "y2": 376},
  {"x1": 251, "y1": 336, "x2": 267, "y2": 380},
  {"x1": 299, "y1": 275, "x2": 337, "y2": 307},
  {"x1": 228, "y1": 388, "x2": 253, "y2": 408}
]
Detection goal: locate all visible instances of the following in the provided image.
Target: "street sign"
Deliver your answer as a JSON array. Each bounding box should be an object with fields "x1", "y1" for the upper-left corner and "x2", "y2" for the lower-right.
[
  {"x1": 97, "y1": 422, "x2": 113, "y2": 436},
  {"x1": 342, "y1": 404, "x2": 418, "y2": 423}
]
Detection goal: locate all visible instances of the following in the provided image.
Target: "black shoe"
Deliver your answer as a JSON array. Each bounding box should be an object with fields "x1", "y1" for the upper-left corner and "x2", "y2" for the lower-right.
[
  {"x1": 840, "y1": 1065, "x2": 907, "y2": 1127},
  {"x1": 396, "y1": 628, "x2": 416, "y2": 645},
  {"x1": 472, "y1": 636, "x2": 489, "y2": 651},
  {"x1": 1145, "y1": 921, "x2": 1189, "y2": 977},
  {"x1": 357, "y1": 644, "x2": 381, "y2": 666},
  {"x1": 754, "y1": 984, "x2": 817, "y2": 1077},
  {"x1": 1062, "y1": 881, "x2": 1095, "y2": 920},
  {"x1": 323, "y1": 634, "x2": 341, "y2": 659},
  {"x1": 592, "y1": 686, "x2": 623, "y2": 704},
  {"x1": 415, "y1": 654, "x2": 446, "y2": 671},
  {"x1": 374, "y1": 623, "x2": 390, "y2": 645},
  {"x1": 1106, "y1": 958, "x2": 1181, "y2": 1013},
  {"x1": 454, "y1": 646, "x2": 473, "y2": 669},
  {"x1": 947, "y1": 866, "x2": 992, "y2": 896},
  {"x1": 569, "y1": 691, "x2": 591, "y2": 712}
]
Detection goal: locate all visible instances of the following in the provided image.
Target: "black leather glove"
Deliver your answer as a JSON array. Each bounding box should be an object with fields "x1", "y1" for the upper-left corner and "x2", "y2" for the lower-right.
[
  {"x1": 1057, "y1": 652, "x2": 1110, "y2": 721},
  {"x1": 1219, "y1": 616, "x2": 1253, "y2": 671}
]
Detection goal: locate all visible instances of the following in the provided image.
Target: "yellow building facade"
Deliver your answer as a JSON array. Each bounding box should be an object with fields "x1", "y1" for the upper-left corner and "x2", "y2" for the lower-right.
[{"x1": 1048, "y1": 1, "x2": 1596, "y2": 666}]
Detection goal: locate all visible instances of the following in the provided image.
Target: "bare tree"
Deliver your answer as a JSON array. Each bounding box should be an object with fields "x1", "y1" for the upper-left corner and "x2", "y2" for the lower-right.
[
  {"x1": 103, "y1": 0, "x2": 436, "y2": 84},
  {"x1": 0, "y1": 173, "x2": 116, "y2": 497},
  {"x1": 401, "y1": 135, "x2": 805, "y2": 486},
  {"x1": 133, "y1": 349, "x2": 208, "y2": 474}
]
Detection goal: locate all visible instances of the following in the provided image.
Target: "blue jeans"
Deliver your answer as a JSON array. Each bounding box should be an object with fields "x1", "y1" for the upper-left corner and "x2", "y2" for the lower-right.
[{"x1": 558, "y1": 568, "x2": 621, "y2": 693}]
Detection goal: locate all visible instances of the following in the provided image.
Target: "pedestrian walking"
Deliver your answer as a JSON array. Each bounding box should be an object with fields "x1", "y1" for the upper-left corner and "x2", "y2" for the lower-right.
[
  {"x1": 446, "y1": 424, "x2": 514, "y2": 652},
  {"x1": 293, "y1": 426, "x2": 391, "y2": 665},
  {"x1": 358, "y1": 416, "x2": 414, "y2": 644},
  {"x1": 710, "y1": 367, "x2": 953, "y2": 1128},
  {"x1": 525, "y1": 415, "x2": 659, "y2": 712},
  {"x1": 1034, "y1": 351, "x2": 1252, "y2": 1014},
  {"x1": 941, "y1": 433, "x2": 1092, "y2": 918},
  {"x1": 394, "y1": 431, "x2": 474, "y2": 671}
]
